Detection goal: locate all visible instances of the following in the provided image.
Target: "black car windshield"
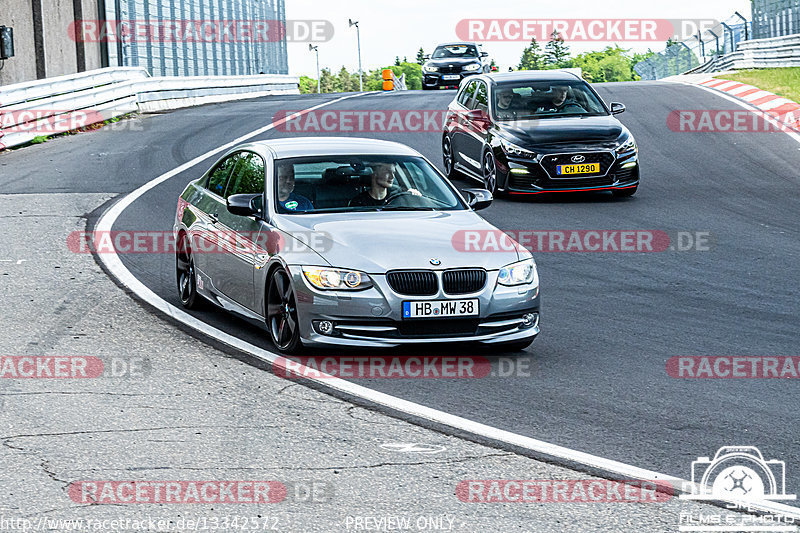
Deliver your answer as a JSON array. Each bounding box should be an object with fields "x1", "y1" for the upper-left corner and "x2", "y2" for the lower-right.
[
  {"x1": 273, "y1": 155, "x2": 467, "y2": 214},
  {"x1": 492, "y1": 80, "x2": 609, "y2": 120},
  {"x1": 432, "y1": 45, "x2": 479, "y2": 59}
]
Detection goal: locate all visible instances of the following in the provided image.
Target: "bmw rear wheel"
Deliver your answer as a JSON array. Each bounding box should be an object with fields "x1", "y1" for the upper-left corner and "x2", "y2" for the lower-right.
[{"x1": 176, "y1": 234, "x2": 204, "y2": 309}]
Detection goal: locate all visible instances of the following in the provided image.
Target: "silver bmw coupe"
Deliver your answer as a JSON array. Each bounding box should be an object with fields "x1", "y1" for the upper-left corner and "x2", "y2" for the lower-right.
[{"x1": 174, "y1": 137, "x2": 540, "y2": 353}]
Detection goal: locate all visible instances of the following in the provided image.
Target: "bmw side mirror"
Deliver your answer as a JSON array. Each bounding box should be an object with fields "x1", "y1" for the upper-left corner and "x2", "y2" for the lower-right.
[
  {"x1": 463, "y1": 188, "x2": 493, "y2": 211},
  {"x1": 480, "y1": 51, "x2": 489, "y2": 58},
  {"x1": 610, "y1": 102, "x2": 626, "y2": 115},
  {"x1": 227, "y1": 193, "x2": 263, "y2": 218}
]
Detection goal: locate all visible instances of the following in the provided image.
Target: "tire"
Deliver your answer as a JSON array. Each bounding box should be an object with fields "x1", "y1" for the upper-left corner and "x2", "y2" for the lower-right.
[
  {"x1": 176, "y1": 234, "x2": 205, "y2": 309},
  {"x1": 266, "y1": 267, "x2": 303, "y2": 354},
  {"x1": 482, "y1": 150, "x2": 498, "y2": 195},
  {"x1": 612, "y1": 185, "x2": 638, "y2": 198},
  {"x1": 442, "y1": 136, "x2": 461, "y2": 180}
]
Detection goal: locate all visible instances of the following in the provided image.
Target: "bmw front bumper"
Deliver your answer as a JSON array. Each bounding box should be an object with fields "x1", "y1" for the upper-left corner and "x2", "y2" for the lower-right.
[{"x1": 287, "y1": 266, "x2": 540, "y2": 348}]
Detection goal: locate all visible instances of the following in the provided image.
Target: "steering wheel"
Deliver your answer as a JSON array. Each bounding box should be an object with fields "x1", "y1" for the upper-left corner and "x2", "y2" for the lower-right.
[
  {"x1": 383, "y1": 190, "x2": 418, "y2": 205},
  {"x1": 562, "y1": 102, "x2": 587, "y2": 113}
]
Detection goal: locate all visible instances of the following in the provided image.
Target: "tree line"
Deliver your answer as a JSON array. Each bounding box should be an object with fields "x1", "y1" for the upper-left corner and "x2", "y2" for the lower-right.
[{"x1": 298, "y1": 35, "x2": 655, "y2": 93}]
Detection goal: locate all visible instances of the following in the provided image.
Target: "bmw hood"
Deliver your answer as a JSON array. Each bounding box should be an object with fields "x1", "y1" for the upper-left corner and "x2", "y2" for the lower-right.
[
  {"x1": 426, "y1": 58, "x2": 481, "y2": 68},
  {"x1": 274, "y1": 211, "x2": 522, "y2": 273},
  {"x1": 499, "y1": 115, "x2": 624, "y2": 146}
]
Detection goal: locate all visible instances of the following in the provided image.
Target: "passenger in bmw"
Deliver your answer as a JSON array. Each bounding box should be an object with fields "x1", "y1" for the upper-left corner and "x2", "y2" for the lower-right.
[
  {"x1": 349, "y1": 162, "x2": 421, "y2": 207},
  {"x1": 277, "y1": 162, "x2": 313, "y2": 212}
]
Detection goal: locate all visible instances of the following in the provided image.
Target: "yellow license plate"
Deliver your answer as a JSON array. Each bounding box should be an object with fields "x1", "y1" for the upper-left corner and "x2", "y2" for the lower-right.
[{"x1": 556, "y1": 163, "x2": 600, "y2": 176}]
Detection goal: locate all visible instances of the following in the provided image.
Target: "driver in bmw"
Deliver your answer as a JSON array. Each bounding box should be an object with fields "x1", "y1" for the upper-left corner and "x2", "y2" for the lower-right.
[{"x1": 349, "y1": 163, "x2": 421, "y2": 207}]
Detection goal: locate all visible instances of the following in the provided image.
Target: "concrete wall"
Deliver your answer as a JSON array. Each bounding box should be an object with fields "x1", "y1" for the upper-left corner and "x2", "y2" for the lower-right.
[
  {"x1": 0, "y1": 0, "x2": 38, "y2": 86},
  {"x1": 0, "y1": 0, "x2": 103, "y2": 86}
]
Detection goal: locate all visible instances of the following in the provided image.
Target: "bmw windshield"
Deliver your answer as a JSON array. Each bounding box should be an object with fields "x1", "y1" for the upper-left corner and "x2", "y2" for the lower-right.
[
  {"x1": 432, "y1": 45, "x2": 480, "y2": 59},
  {"x1": 274, "y1": 155, "x2": 467, "y2": 214},
  {"x1": 492, "y1": 80, "x2": 609, "y2": 120}
]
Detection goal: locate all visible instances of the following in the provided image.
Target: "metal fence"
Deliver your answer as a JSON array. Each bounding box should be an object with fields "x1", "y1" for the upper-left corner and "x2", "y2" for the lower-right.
[
  {"x1": 103, "y1": 0, "x2": 289, "y2": 76},
  {"x1": 752, "y1": 0, "x2": 800, "y2": 38},
  {"x1": 635, "y1": 13, "x2": 752, "y2": 80}
]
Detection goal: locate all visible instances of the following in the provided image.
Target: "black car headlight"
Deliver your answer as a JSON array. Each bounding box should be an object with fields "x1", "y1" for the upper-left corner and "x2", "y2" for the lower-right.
[
  {"x1": 500, "y1": 138, "x2": 537, "y2": 159},
  {"x1": 615, "y1": 135, "x2": 637, "y2": 155},
  {"x1": 423, "y1": 65, "x2": 439, "y2": 73},
  {"x1": 463, "y1": 63, "x2": 481, "y2": 71},
  {"x1": 302, "y1": 266, "x2": 373, "y2": 291}
]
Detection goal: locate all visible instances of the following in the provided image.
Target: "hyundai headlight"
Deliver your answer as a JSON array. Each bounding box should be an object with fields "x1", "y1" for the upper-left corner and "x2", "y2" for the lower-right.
[
  {"x1": 303, "y1": 267, "x2": 372, "y2": 290},
  {"x1": 616, "y1": 135, "x2": 637, "y2": 155},
  {"x1": 497, "y1": 258, "x2": 538, "y2": 287},
  {"x1": 463, "y1": 63, "x2": 481, "y2": 71},
  {"x1": 423, "y1": 65, "x2": 439, "y2": 73},
  {"x1": 500, "y1": 138, "x2": 537, "y2": 159}
]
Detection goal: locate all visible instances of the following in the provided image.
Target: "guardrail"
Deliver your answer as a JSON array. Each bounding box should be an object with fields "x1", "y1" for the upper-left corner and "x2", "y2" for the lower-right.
[
  {"x1": 682, "y1": 33, "x2": 800, "y2": 75},
  {"x1": 1, "y1": 67, "x2": 299, "y2": 149}
]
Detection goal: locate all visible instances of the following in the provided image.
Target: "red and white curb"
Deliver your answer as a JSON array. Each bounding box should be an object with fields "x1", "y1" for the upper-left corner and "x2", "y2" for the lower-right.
[{"x1": 696, "y1": 76, "x2": 800, "y2": 131}]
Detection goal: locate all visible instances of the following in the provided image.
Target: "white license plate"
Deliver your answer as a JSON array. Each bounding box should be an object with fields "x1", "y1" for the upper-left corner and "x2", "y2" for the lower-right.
[
  {"x1": 402, "y1": 299, "x2": 479, "y2": 319},
  {"x1": 442, "y1": 75, "x2": 460, "y2": 80}
]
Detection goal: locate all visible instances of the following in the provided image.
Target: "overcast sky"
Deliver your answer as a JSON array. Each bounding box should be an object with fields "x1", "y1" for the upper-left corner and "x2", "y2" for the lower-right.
[{"x1": 284, "y1": 0, "x2": 750, "y2": 77}]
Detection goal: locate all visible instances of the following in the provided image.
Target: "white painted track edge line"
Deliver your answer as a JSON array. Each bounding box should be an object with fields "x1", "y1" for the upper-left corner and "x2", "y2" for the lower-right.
[{"x1": 95, "y1": 89, "x2": 800, "y2": 520}]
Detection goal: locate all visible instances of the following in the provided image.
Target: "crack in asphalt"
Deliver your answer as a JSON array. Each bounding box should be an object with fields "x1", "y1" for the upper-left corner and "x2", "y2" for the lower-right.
[{"x1": 67, "y1": 452, "x2": 516, "y2": 474}]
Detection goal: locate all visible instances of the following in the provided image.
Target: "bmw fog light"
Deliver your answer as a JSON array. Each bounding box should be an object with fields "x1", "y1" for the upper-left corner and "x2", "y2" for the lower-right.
[
  {"x1": 318, "y1": 321, "x2": 334, "y2": 335},
  {"x1": 522, "y1": 313, "x2": 538, "y2": 328}
]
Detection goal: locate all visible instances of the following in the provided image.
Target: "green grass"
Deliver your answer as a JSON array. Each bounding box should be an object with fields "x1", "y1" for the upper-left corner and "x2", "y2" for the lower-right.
[{"x1": 724, "y1": 67, "x2": 800, "y2": 103}]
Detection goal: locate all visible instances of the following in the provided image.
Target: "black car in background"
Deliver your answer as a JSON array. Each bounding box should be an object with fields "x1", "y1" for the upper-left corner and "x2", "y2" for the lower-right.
[
  {"x1": 441, "y1": 71, "x2": 640, "y2": 197},
  {"x1": 422, "y1": 42, "x2": 490, "y2": 90}
]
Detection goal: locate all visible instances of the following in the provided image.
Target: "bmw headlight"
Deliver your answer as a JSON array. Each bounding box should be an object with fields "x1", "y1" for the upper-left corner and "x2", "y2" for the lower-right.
[
  {"x1": 302, "y1": 267, "x2": 372, "y2": 291},
  {"x1": 423, "y1": 65, "x2": 439, "y2": 73},
  {"x1": 616, "y1": 135, "x2": 637, "y2": 155},
  {"x1": 500, "y1": 138, "x2": 537, "y2": 159},
  {"x1": 463, "y1": 63, "x2": 481, "y2": 71},
  {"x1": 497, "y1": 258, "x2": 538, "y2": 287}
]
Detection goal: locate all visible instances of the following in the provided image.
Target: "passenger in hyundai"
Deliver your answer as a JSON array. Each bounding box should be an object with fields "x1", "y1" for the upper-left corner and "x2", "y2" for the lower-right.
[{"x1": 495, "y1": 89, "x2": 517, "y2": 120}]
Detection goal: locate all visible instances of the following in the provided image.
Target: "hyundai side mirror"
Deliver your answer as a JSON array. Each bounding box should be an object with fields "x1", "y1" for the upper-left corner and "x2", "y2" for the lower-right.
[
  {"x1": 227, "y1": 193, "x2": 263, "y2": 218},
  {"x1": 463, "y1": 188, "x2": 493, "y2": 211},
  {"x1": 610, "y1": 102, "x2": 626, "y2": 115}
]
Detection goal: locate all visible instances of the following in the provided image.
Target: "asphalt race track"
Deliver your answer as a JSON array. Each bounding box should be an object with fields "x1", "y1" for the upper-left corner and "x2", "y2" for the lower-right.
[{"x1": 28, "y1": 83, "x2": 800, "y2": 490}]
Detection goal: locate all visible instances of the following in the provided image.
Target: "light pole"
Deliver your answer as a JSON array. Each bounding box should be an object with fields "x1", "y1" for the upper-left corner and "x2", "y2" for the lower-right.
[
  {"x1": 309, "y1": 44, "x2": 320, "y2": 93},
  {"x1": 348, "y1": 18, "x2": 363, "y2": 92}
]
